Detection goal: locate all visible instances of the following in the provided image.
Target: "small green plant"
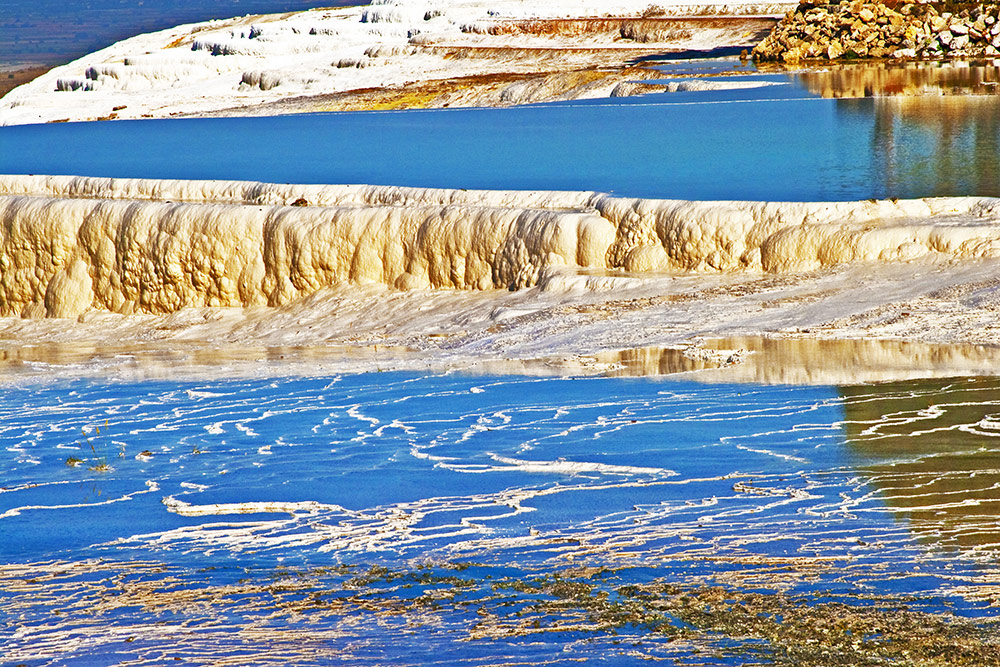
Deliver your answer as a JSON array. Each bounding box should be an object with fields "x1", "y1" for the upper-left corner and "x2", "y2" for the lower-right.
[{"x1": 75, "y1": 420, "x2": 125, "y2": 472}]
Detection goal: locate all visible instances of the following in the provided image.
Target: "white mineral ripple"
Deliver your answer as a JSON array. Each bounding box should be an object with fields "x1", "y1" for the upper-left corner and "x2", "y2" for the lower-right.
[
  {"x1": 5, "y1": 374, "x2": 1000, "y2": 666},
  {"x1": 162, "y1": 495, "x2": 351, "y2": 516},
  {"x1": 3, "y1": 375, "x2": 1000, "y2": 576},
  {"x1": 0, "y1": 480, "x2": 159, "y2": 519}
]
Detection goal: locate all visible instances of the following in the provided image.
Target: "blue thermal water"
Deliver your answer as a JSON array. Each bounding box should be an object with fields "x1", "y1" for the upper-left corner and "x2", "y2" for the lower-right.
[
  {"x1": 0, "y1": 372, "x2": 988, "y2": 574},
  {"x1": 4, "y1": 372, "x2": 1000, "y2": 665},
  {"x1": 3, "y1": 80, "x2": 998, "y2": 200},
  {"x1": 0, "y1": 375, "x2": 835, "y2": 561}
]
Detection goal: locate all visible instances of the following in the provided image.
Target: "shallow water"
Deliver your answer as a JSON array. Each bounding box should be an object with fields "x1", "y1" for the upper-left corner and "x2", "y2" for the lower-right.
[
  {"x1": 2, "y1": 60, "x2": 998, "y2": 200},
  {"x1": 4, "y1": 334, "x2": 1000, "y2": 386},
  {"x1": 2, "y1": 372, "x2": 1000, "y2": 664}
]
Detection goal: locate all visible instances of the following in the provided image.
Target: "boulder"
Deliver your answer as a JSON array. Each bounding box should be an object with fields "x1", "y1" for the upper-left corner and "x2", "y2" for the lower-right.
[{"x1": 753, "y1": 1, "x2": 1000, "y2": 61}]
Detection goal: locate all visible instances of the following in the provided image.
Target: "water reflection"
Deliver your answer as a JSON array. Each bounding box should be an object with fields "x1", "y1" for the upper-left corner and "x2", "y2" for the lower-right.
[
  {"x1": 794, "y1": 60, "x2": 1000, "y2": 98},
  {"x1": 0, "y1": 341, "x2": 417, "y2": 381},
  {"x1": 580, "y1": 337, "x2": 1000, "y2": 385},
  {"x1": 841, "y1": 377, "x2": 1000, "y2": 553},
  {"x1": 844, "y1": 94, "x2": 1000, "y2": 199},
  {"x1": 765, "y1": 60, "x2": 1000, "y2": 197}
]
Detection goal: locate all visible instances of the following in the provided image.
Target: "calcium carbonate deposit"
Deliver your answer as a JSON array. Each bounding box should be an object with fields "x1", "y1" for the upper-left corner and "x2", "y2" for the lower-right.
[
  {"x1": 1, "y1": 1, "x2": 998, "y2": 374},
  {"x1": 2, "y1": 175, "x2": 999, "y2": 320},
  {"x1": 0, "y1": 0, "x2": 793, "y2": 125}
]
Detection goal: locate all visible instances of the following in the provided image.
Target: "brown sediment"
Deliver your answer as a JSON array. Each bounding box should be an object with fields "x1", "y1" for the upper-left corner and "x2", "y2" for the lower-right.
[
  {"x1": 3, "y1": 558, "x2": 999, "y2": 665},
  {"x1": 461, "y1": 16, "x2": 778, "y2": 40},
  {"x1": 197, "y1": 66, "x2": 671, "y2": 114},
  {"x1": 417, "y1": 44, "x2": 671, "y2": 57}
]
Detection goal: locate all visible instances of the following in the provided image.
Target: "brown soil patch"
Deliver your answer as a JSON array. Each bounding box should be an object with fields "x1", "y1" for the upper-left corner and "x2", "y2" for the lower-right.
[{"x1": 0, "y1": 66, "x2": 51, "y2": 98}]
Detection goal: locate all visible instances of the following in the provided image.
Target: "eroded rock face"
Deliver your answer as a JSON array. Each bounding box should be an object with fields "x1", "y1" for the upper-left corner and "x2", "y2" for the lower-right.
[{"x1": 753, "y1": 1, "x2": 1000, "y2": 61}]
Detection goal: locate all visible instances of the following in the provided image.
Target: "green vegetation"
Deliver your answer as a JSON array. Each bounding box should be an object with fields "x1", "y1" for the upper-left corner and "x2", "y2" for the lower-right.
[{"x1": 70, "y1": 420, "x2": 125, "y2": 472}]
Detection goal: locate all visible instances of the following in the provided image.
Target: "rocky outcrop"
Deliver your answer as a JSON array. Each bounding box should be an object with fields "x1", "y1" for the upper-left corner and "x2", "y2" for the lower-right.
[{"x1": 753, "y1": 1, "x2": 1000, "y2": 61}]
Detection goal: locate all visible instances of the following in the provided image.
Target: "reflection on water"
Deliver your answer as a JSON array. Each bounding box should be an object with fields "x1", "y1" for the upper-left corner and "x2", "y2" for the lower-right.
[
  {"x1": 788, "y1": 60, "x2": 1000, "y2": 197},
  {"x1": 587, "y1": 336, "x2": 1000, "y2": 385},
  {"x1": 842, "y1": 377, "x2": 1000, "y2": 553},
  {"x1": 9, "y1": 336, "x2": 1000, "y2": 386},
  {"x1": 0, "y1": 341, "x2": 417, "y2": 382},
  {"x1": 795, "y1": 60, "x2": 1000, "y2": 98},
  {"x1": 848, "y1": 94, "x2": 1000, "y2": 199}
]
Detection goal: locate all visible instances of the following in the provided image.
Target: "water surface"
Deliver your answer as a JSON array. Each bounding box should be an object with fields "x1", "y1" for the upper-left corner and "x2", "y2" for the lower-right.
[
  {"x1": 2, "y1": 372, "x2": 1000, "y2": 665},
  {"x1": 3, "y1": 61, "x2": 997, "y2": 200}
]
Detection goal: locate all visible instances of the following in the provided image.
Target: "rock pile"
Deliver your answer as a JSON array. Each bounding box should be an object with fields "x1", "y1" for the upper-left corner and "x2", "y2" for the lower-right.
[{"x1": 753, "y1": 1, "x2": 1000, "y2": 61}]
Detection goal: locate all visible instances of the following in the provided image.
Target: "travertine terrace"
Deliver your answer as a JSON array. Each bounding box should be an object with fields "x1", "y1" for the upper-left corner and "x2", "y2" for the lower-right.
[
  {"x1": 2, "y1": 1, "x2": 1000, "y2": 378},
  {"x1": 4, "y1": 174, "x2": 999, "y2": 317},
  {"x1": 0, "y1": 0, "x2": 792, "y2": 125},
  {"x1": 3, "y1": 175, "x2": 1000, "y2": 377}
]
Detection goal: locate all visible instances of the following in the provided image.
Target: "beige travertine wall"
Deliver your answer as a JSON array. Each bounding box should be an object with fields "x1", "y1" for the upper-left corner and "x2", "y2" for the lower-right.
[{"x1": 1, "y1": 174, "x2": 998, "y2": 318}]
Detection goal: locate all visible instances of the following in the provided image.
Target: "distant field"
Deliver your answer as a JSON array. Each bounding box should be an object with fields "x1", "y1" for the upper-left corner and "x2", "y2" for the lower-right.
[{"x1": 0, "y1": 65, "x2": 55, "y2": 98}]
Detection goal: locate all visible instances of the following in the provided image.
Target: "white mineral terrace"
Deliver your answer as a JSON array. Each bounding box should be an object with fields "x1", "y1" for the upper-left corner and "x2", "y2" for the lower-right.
[
  {"x1": 0, "y1": 0, "x2": 795, "y2": 125},
  {"x1": 2, "y1": 174, "x2": 1000, "y2": 381}
]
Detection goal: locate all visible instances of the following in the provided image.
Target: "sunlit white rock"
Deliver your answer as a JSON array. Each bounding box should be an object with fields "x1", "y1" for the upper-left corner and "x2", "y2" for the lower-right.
[{"x1": 0, "y1": 0, "x2": 796, "y2": 125}]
